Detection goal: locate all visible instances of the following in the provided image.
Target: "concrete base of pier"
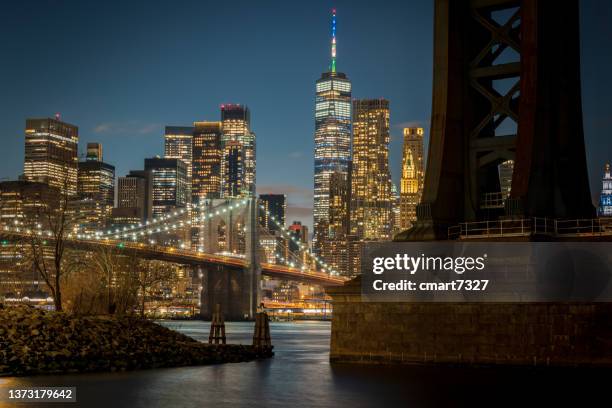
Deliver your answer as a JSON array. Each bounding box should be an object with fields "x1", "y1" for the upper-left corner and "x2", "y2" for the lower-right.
[{"x1": 328, "y1": 277, "x2": 612, "y2": 367}]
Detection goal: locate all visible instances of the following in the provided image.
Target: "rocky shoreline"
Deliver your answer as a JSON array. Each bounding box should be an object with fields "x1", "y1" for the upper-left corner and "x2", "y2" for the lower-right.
[{"x1": 0, "y1": 307, "x2": 273, "y2": 376}]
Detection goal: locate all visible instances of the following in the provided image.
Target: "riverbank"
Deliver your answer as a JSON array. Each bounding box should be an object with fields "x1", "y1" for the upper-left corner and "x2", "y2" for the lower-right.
[{"x1": 0, "y1": 306, "x2": 273, "y2": 376}]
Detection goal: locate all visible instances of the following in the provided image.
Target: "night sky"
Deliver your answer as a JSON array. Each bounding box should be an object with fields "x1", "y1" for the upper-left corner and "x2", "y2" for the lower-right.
[{"x1": 1, "y1": 0, "x2": 611, "y2": 228}]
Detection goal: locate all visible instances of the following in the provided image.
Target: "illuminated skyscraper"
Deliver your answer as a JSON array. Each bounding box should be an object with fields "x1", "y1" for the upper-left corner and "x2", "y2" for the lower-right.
[
  {"x1": 220, "y1": 104, "x2": 255, "y2": 198},
  {"x1": 599, "y1": 163, "x2": 612, "y2": 217},
  {"x1": 314, "y1": 9, "x2": 352, "y2": 255},
  {"x1": 350, "y1": 98, "x2": 393, "y2": 240},
  {"x1": 391, "y1": 183, "x2": 401, "y2": 236},
  {"x1": 191, "y1": 122, "x2": 223, "y2": 248},
  {"x1": 0, "y1": 179, "x2": 60, "y2": 296},
  {"x1": 77, "y1": 143, "x2": 114, "y2": 206},
  {"x1": 116, "y1": 170, "x2": 152, "y2": 222},
  {"x1": 399, "y1": 127, "x2": 424, "y2": 230},
  {"x1": 144, "y1": 157, "x2": 188, "y2": 218},
  {"x1": 322, "y1": 169, "x2": 351, "y2": 276},
  {"x1": 75, "y1": 142, "x2": 115, "y2": 230},
  {"x1": 164, "y1": 126, "x2": 193, "y2": 196},
  {"x1": 24, "y1": 116, "x2": 79, "y2": 196},
  {"x1": 258, "y1": 194, "x2": 287, "y2": 232},
  {"x1": 192, "y1": 122, "x2": 222, "y2": 202}
]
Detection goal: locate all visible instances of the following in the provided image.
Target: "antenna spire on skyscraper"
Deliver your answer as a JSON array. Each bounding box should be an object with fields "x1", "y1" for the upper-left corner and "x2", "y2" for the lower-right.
[{"x1": 331, "y1": 9, "x2": 337, "y2": 73}]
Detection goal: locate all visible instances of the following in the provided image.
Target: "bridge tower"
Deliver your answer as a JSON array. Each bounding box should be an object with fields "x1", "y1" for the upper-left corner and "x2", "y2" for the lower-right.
[
  {"x1": 399, "y1": 0, "x2": 594, "y2": 240},
  {"x1": 199, "y1": 198, "x2": 261, "y2": 320}
]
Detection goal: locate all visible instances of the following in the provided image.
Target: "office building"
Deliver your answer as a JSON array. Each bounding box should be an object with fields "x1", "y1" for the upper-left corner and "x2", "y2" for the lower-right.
[
  {"x1": 24, "y1": 116, "x2": 79, "y2": 196},
  {"x1": 399, "y1": 127, "x2": 424, "y2": 230},
  {"x1": 258, "y1": 194, "x2": 287, "y2": 232},
  {"x1": 350, "y1": 98, "x2": 393, "y2": 240},
  {"x1": 192, "y1": 121, "x2": 222, "y2": 203},
  {"x1": 75, "y1": 143, "x2": 115, "y2": 230},
  {"x1": 313, "y1": 9, "x2": 352, "y2": 256},
  {"x1": 144, "y1": 157, "x2": 188, "y2": 218},
  {"x1": 164, "y1": 126, "x2": 193, "y2": 195},
  {"x1": 220, "y1": 104, "x2": 255, "y2": 198},
  {"x1": 117, "y1": 170, "x2": 152, "y2": 222}
]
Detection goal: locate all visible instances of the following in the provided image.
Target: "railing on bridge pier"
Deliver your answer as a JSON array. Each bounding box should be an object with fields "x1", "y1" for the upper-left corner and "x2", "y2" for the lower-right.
[{"x1": 448, "y1": 218, "x2": 612, "y2": 239}]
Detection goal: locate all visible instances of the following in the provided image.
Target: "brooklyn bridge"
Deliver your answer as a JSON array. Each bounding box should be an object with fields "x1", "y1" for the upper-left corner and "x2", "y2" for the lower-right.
[{"x1": 0, "y1": 198, "x2": 345, "y2": 319}]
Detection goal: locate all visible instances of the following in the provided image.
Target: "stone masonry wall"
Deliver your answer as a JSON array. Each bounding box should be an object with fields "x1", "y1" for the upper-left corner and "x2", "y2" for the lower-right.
[{"x1": 330, "y1": 288, "x2": 612, "y2": 366}]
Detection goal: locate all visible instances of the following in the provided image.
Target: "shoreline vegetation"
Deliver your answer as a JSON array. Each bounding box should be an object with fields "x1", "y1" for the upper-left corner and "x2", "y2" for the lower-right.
[{"x1": 0, "y1": 306, "x2": 273, "y2": 377}]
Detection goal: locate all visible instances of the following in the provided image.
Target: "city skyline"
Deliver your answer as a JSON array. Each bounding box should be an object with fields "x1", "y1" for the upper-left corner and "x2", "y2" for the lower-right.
[{"x1": 1, "y1": 1, "x2": 612, "y2": 229}]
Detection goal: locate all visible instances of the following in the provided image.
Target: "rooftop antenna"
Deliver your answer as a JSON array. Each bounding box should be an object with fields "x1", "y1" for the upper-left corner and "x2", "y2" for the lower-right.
[{"x1": 330, "y1": 9, "x2": 337, "y2": 73}]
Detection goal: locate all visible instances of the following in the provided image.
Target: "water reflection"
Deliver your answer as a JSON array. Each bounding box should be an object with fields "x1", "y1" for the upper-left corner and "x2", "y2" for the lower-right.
[{"x1": 1, "y1": 320, "x2": 609, "y2": 407}]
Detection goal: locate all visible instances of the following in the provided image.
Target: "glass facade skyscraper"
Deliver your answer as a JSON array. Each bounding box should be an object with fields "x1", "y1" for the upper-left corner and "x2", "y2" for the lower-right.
[
  {"x1": 258, "y1": 194, "x2": 287, "y2": 232},
  {"x1": 192, "y1": 121, "x2": 222, "y2": 202},
  {"x1": 75, "y1": 142, "x2": 115, "y2": 231},
  {"x1": 313, "y1": 9, "x2": 351, "y2": 255},
  {"x1": 144, "y1": 157, "x2": 188, "y2": 218},
  {"x1": 164, "y1": 126, "x2": 193, "y2": 198},
  {"x1": 350, "y1": 98, "x2": 393, "y2": 241},
  {"x1": 220, "y1": 104, "x2": 255, "y2": 198},
  {"x1": 24, "y1": 116, "x2": 79, "y2": 197}
]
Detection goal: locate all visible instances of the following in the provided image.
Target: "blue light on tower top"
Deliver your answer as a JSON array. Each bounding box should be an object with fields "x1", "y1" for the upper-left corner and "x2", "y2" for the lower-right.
[{"x1": 331, "y1": 9, "x2": 337, "y2": 73}]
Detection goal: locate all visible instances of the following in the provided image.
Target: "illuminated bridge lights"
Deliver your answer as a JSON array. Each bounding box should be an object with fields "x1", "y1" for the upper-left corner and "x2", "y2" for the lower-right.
[
  {"x1": 0, "y1": 199, "x2": 342, "y2": 279},
  {"x1": 76, "y1": 199, "x2": 248, "y2": 240}
]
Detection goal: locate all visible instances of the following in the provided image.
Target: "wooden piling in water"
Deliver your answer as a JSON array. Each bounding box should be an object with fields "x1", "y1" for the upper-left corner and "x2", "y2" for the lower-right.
[
  {"x1": 252, "y1": 311, "x2": 271, "y2": 348},
  {"x1": 208, "y1": 303, "x2": 226, "y2": 345}
]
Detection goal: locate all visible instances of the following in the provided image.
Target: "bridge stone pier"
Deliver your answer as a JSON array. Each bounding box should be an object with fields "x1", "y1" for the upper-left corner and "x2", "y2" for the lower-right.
[
  {"x1": 329, "y1": 0, "x2": 612, "y2": 367},
  {"x1": 198, "y1": 198, "x2": 260, "y2": 320}
]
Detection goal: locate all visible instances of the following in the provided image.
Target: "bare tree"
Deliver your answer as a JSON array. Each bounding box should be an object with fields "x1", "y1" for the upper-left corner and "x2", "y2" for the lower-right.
[
  {"x1": 134, "y1": 259, "x2": 177, "y2": 318},
  {"x1": 90, "y1": 245, "x2": 120, "y2": 314},
  {"x1": 24, "y1": 175, "x2": 75, "y2": 312}
]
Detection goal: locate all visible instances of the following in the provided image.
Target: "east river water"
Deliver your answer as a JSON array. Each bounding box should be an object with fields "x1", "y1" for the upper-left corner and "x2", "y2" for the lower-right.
[{"x1": 1, "y1": 320, "x2": 609, "y2": 407}]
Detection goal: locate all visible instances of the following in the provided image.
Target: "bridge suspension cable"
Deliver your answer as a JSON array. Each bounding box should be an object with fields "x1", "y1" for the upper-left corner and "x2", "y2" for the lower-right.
[{"x1": 257, "y1": 204, "x2": 339, "y2": 276}]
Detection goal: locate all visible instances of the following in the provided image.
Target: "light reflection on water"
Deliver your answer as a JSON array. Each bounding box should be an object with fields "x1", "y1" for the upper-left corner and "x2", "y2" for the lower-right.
[{"x1": 1, "y1": 320, "x2": 609, "y2": 407}]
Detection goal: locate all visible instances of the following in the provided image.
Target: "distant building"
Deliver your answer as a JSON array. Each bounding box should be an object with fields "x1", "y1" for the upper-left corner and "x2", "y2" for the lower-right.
[
  {"x1": 350, "y1": 98, "x2": 393, "y2": 240},
  {"x1": 144, "y1": 157, "x2": 188, "y2": 218},
  {"x1": 0, "y1": 180, "x2": 60, "y2": 297},
  {"x1": 258, "y1": 194, "x2": 287, "y2": 232},
  {"x1": 24, "y1": 116, "x2": 79, "y2": 196},
  {"x1": 322, "y1": 170, "x2": 351, "y2": 277},
  {"x1": 288, "y1": 221, "x2": 309, "y2": 252},
  {"x1": 164, "y1": 126, "x2": 193, "y2": 196},
  {"x1": 0, "y1": 179, "x2": 60, "y2": 227},
  {"x1": 86, "y1": 142, "x2": 103, "y2": 162},
  {"x1": 192, "y1": 121, "x2": 222, "y2": 202},
  {"x1": 313, "y1": 9, "x2": 352, "y2": 257},
  {"x1": 220, "y1": 104, "x2": 255, "y2": 198},
  {"x1": 75, "y1": 142, "x2": 115, "y2": 231},
  {"x1": 599, "y1": 163, "x2": 612, "y2": 217},
  {"x1": 117, "y1": 170, "x2": 152, "y2": 222},
  {"x1": 109, "y1": 207, "x2": 142, "y2": 230},
  {"x1": 391, "y1": 183, "x2": 401, "y2": 236},
  {"x1": 272, "y1": 281, "x2": 300, "y2": 303},
  {"x1": 289, "y1": 221, "x2": 311, "y2": 269},
  {"x1": 191, "y1": 121, "x2": 223, "y2": 248},
  {"x1": 399, "y1": 127, "x2": 424, "y2": 230}
]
